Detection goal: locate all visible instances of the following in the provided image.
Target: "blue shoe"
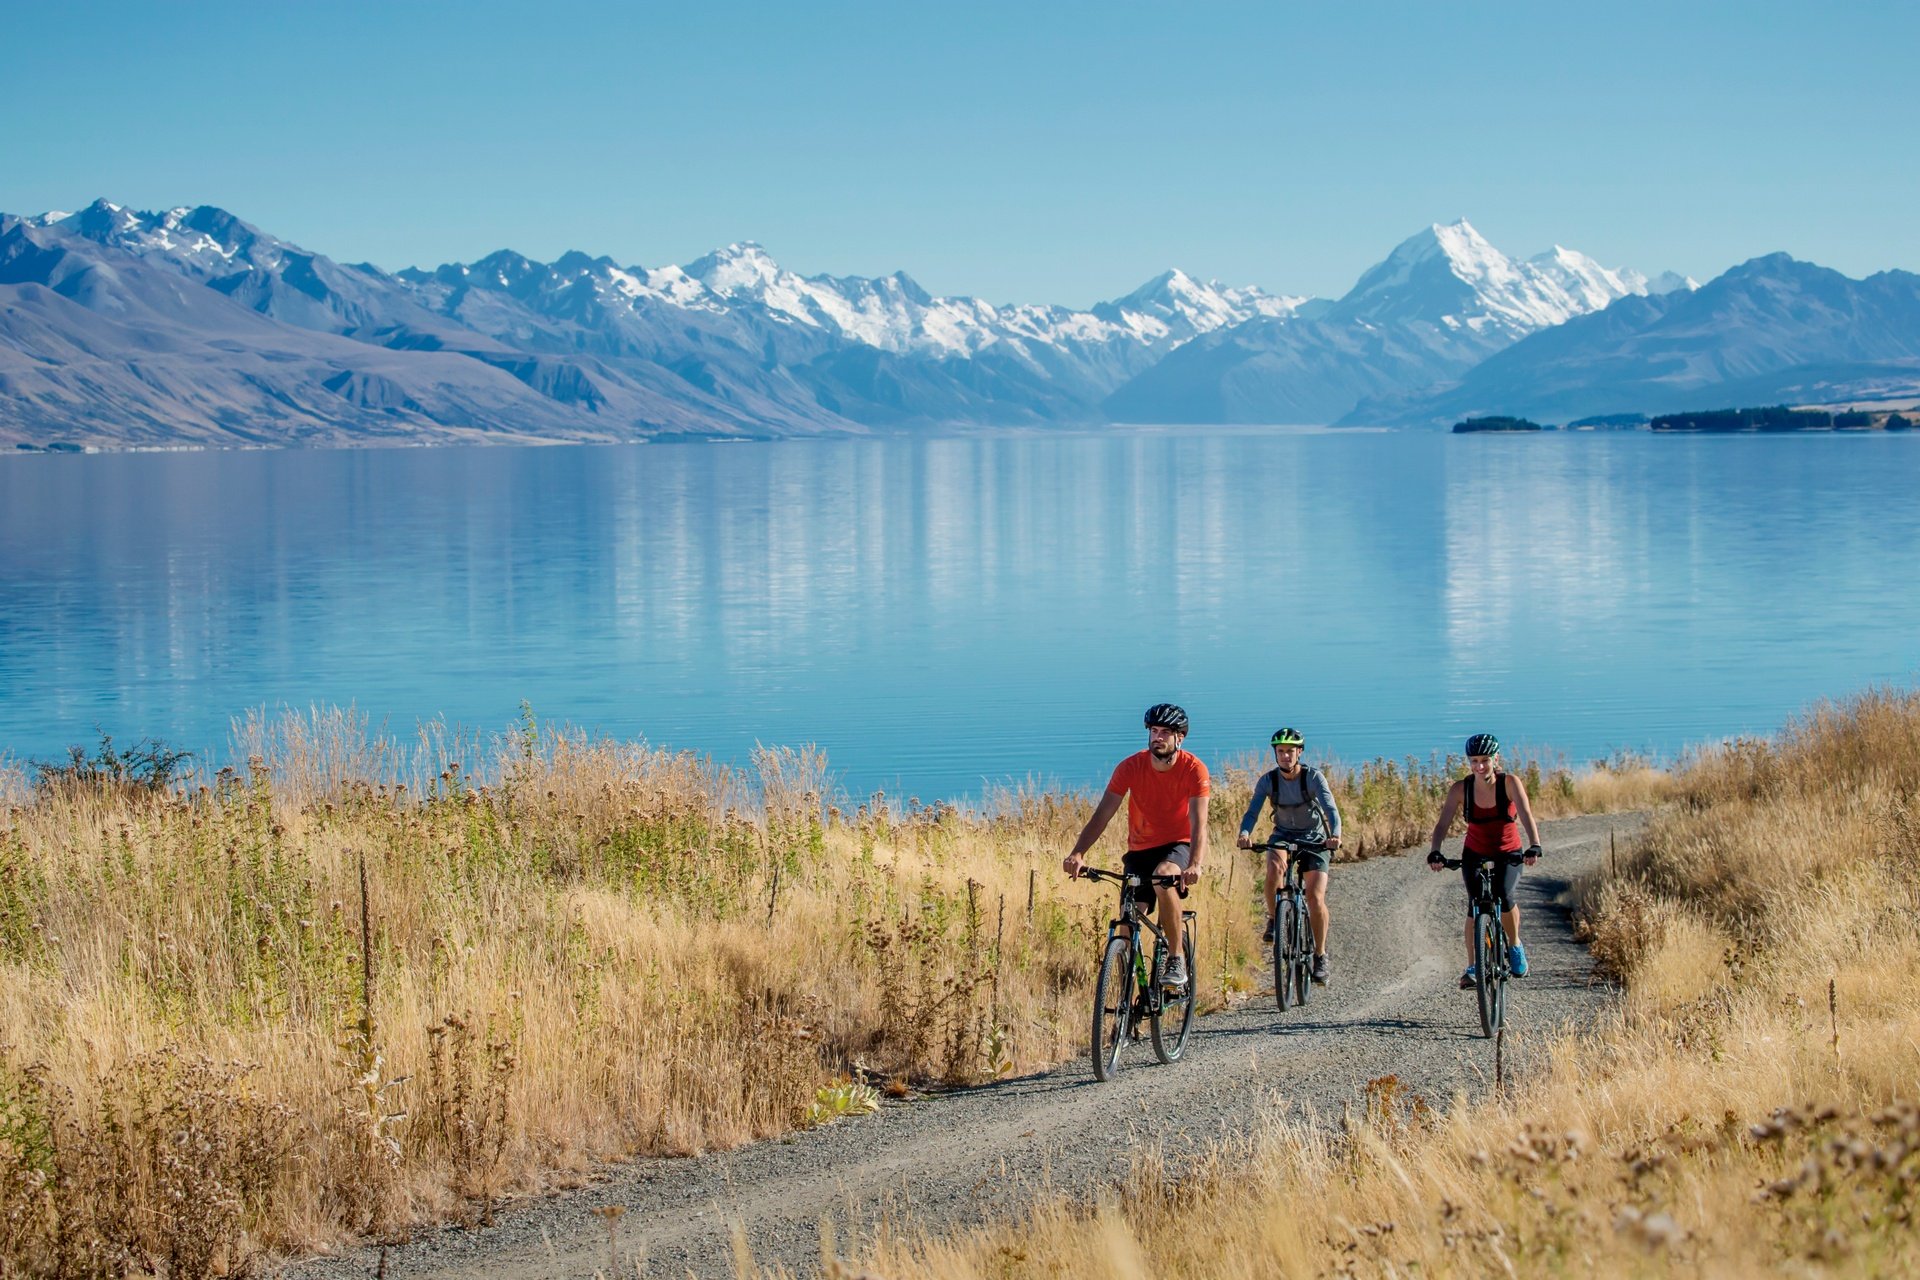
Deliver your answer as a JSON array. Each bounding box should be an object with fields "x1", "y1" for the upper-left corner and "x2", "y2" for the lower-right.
[
  {"x1": 1458, "y1": 967, "x2": 1476, "y2": 990},
  {"x1": 1508, "y1": 943, "x2": 1529, "y2": 977}
]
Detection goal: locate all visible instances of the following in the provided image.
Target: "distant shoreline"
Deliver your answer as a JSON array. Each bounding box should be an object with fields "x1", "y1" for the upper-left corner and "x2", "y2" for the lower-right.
[{"x1": 8, "y1": 415, "x2": 1919, "y2": 457}]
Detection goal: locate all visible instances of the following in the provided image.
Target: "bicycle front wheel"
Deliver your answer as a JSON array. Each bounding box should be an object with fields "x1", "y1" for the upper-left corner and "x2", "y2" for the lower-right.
[
  {"x1": 1473, "y1": 912, "x2": 1501, "y2": 1038},
  {"x1": 1092, "y1": 935, "x2": 1135, "y2": 1080},
  {"x1": 1152, "y1": 916, "x2": 1198, "y2": 1063},
  {"x1": 1273, "y1": 897, "x2": 1297, "y2": 1011},
  {"x1": 1292, "y1": 896, "x2": 1313, "y2": 1007}
]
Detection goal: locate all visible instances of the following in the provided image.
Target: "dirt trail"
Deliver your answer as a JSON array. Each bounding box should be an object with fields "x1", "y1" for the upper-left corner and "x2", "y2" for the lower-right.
[{"x1": 296, "y1": 812, "x2": 1643, "y2": 1279}]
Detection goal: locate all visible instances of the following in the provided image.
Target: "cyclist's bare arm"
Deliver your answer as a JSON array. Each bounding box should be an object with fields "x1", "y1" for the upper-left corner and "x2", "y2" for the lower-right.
[
  {"x1": 1428, "y1": 780, "x2": 1466, "y2": 853},
  {"x1": 1185, "y1": 796, "x2": 1207, "y2": 883},
  {"x1": 1508, "y1": 773, "x2": 1543, "y2": 855},
  {"x1": 1063, "y1": 790, "x2": 1125, "y2": 876}
]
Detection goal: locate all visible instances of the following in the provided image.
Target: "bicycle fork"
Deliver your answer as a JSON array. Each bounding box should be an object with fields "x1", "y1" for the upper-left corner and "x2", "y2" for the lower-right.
[{"x1": 1277, "y1": 886, "x2": 1307, "y2": 940}]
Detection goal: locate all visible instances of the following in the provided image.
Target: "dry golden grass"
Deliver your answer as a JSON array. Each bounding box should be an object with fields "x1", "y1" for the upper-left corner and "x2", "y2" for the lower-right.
[
  {"x1": 834, "y1": 689, "x2": 1920, "y2": 1279},
  {"x1": 0, "y1": 710, "x2": 1652, "y2": 1275}
]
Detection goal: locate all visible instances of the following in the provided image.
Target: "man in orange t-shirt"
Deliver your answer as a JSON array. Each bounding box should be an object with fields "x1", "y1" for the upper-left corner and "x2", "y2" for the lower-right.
[{"x1": 1062, "y1": 703, "x2": 1211, "y2": 990}]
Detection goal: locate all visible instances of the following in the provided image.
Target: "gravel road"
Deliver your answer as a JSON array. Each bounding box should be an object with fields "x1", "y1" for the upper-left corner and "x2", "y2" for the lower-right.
[{"x1": 295, "y1": 812, "x2": 1644, "y2": 1280}]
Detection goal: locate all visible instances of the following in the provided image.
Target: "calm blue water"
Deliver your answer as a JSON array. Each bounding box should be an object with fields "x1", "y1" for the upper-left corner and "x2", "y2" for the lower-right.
[{"x1": 2, "y1": 430, "x2": 1916, "y2": 801}]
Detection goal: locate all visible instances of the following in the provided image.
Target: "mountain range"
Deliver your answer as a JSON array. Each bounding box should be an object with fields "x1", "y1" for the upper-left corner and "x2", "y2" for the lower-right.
[{"x1": 4, "y1": 200, "x2": 1914, "y2": 448}]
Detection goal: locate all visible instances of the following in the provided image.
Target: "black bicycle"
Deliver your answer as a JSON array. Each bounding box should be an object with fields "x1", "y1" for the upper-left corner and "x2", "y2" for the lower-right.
[
  {"x1": 1079, "y1": 867, "x2": 1197, "y2": 1080},
  {"x1": 1256, "y1": 839, "x2": 1321, "y2": 1011},
  {"x1": 1437, "y1": 855, "x2": 1522, "y2": 1037}
]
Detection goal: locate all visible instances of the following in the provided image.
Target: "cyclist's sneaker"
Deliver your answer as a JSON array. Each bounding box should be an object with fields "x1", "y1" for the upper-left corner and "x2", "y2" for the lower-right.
[
  {"x1": 1311, "y1": 954, "x2": 1330, "y2": 985},
  {"x1": 1508, "y1": 942, "x2": 1529, "y2": 977},
  {"x1": 1458, "y1": 966, "x2": 1477, "y2": 990},
  {"x1": 1261, "y1": 916, "x2": 1277, "y2": 945},
  {"x1": 1163, "y1": 956, "x2": 1189, "y2": 990}
]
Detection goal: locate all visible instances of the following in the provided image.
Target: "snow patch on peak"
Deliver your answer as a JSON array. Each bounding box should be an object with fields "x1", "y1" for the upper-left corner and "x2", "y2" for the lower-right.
[
  {"x1": 51, "y1": 201, "x2": 263, "y2": 274},
  {"x1": 1528, "y1": 245, "x2": 1649, "y2": 313},
  {"x1": 1097, "y1": 269, "x2": 1309, "y2": 347},
  {"x1": 1342, "y1": 219, "x2": 1652, "y2": 335},
  {"x1": 1647, "y1": 270, "x2": 1700, "y2": 295},
  {"x1": 1429, "y1": 218, "x2": 1500, "y2": 260},
  {"x1": 687, "y1": 241, "x2": 783, "y2": 292}
]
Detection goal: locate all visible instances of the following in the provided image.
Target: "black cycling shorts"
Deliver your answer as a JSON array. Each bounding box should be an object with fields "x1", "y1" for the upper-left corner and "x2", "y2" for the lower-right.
[
  {"x1": 1462, "y1": 855, "x2": 1524, "y2": 914},
  {"x1": 1264, "y1": 832, "x2": 1331, "y2": 875},
  {"x1": 1122, "y1": 842, "x2": 1191, "y2": 909}
]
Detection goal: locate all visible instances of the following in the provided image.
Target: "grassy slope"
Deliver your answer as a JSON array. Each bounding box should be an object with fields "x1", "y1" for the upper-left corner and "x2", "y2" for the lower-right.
[{"x1": 842, "y1": 689, "x2": 1920, "y2": 1279}]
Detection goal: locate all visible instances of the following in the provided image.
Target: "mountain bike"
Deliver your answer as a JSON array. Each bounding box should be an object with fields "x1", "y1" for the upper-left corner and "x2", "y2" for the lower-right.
[
  {"x1": 1256, "y1": 839, "x2": 1321, "y2": 1011},
  {"x1": 1078, "y1": 868, "x2": 1198, "y2": 1080},
  {"x1": 1437, "y1": 855, "x2": 1519, "y2": 1037}
]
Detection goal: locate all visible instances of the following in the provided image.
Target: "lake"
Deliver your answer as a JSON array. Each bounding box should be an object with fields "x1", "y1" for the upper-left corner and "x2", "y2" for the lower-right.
[{"x1": 3, "y1": 429, "x2": 1916, "y2": 801}]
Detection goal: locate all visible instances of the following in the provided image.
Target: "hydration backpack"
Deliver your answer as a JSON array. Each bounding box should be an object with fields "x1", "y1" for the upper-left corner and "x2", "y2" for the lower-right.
[{"x1": 1263, "y1": 763, "x2": 1328, "y2": 832}]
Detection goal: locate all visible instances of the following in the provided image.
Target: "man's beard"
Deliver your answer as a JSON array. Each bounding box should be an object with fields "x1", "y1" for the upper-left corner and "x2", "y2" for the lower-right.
[{"x1": 1150, "y1": 741, "x2": 1178, "y2": 760}]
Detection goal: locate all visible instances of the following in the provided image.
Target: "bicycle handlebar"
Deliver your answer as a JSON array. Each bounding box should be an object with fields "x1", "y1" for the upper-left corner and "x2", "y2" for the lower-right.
[
  {"x1": 1252, "y1": 838, "x2": 1329, "y2": 854},
  {"x1": 1431, "y1": 846, "x2": 1543, "y2": 872},
  {"x1": 1078, "y1": 866, "x2": 1190, "y2": 896}
]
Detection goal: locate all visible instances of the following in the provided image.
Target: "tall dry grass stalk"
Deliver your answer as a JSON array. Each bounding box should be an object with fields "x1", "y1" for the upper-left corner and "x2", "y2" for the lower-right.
[
  {"x1": 0, "y1": 709, "x2": 1651, "y2": 1274},
  {"x1": 833, "y1": 688, "x2": 1920, "y2": 1279}
]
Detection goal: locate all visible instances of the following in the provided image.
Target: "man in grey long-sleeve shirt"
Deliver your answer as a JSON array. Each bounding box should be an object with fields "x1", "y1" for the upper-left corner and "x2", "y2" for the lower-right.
[{"x1": 1235, "y1": 727, "x2": 1342, "y2": 984}]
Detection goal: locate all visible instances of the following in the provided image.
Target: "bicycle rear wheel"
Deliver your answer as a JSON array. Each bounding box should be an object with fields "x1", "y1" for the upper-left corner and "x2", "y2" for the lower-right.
[
  {"x1": 1092, "y1": 935, "x2": 1135, "y2": 1080},
  {"x1": 1152, "y1": 915, "x2": 1198, "y2": 1063},
  {"x1": 1273, "y1": 897, "x2": 1297, "y2": 1011},
  {"x1": 1473, "y1": 912, "x2": 1501, "y2": 1037}
]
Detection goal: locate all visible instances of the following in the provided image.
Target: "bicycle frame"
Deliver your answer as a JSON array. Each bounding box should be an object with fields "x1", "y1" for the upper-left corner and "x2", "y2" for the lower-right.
[
  {"x1": 1080, "y1": 866, "x2": 1196, "y2": 1078},
  {"x1": 1084, "y1": 867, "x2": 1183, "y2": 999},
  {"x1": 1440, "y1": 855, "x2": 1512, "y2": 1036},
  {"x1": 1257, "y1": 838, "x2": 1324, "y2": 1010}
]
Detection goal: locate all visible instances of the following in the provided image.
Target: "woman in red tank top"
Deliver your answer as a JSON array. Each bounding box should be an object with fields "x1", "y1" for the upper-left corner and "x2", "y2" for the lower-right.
[
  {"x1": 1424, "y1": 734, "x2": 1543, "y2": 988},
  {"x1": 1462, "y1": 766, "x2": 1525, "y2": 857}
]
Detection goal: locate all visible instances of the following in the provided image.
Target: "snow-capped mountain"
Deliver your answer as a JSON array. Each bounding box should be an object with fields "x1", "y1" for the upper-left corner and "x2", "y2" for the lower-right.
[
  {"x1": 1339, "y1": 254, "x2": 1920, "y2": 427},
  {"x1": 1646, "y1": 269, "x2": 1701, "y2": 296},
  {"x1": 679, "y1": 243, "x2": 1006, "y2": 356},
  {"x1": 0, "y1": 203, "x2": 866, "y2": 444},
  {"x1": 0, "y1": 209, "x2": 659, "y2": 447},
  {"x1": 1092, "y1": 269, "x2": 1310, "y2": 347},
  {"x1": 1104, "y1": 220, "x2": 1670, "y2": 425},
  {"x1": 408, "y1": 239, "x2": 1303, "y2": 362},
  {"x1": 37, "y1": 201, "x2": 455, "y2": 339},
  {"x1": 1333, "y1": 221, "x2": 1651, "y2": 334},
  {"x1": 385, "y1": 238, "x2": 1318, "y2": 426}
]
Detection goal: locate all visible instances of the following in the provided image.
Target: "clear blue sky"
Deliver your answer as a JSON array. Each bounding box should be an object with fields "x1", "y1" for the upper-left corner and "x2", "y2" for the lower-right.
[{"x1": 4, "y1": 1, "x2": 1916, "y2": 307}]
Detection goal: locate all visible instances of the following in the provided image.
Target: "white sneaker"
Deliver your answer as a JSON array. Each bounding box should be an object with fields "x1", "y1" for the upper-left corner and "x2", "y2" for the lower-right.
[{"x1": 1163, "y1": 956, "x2": 1188, "y2": 989}]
